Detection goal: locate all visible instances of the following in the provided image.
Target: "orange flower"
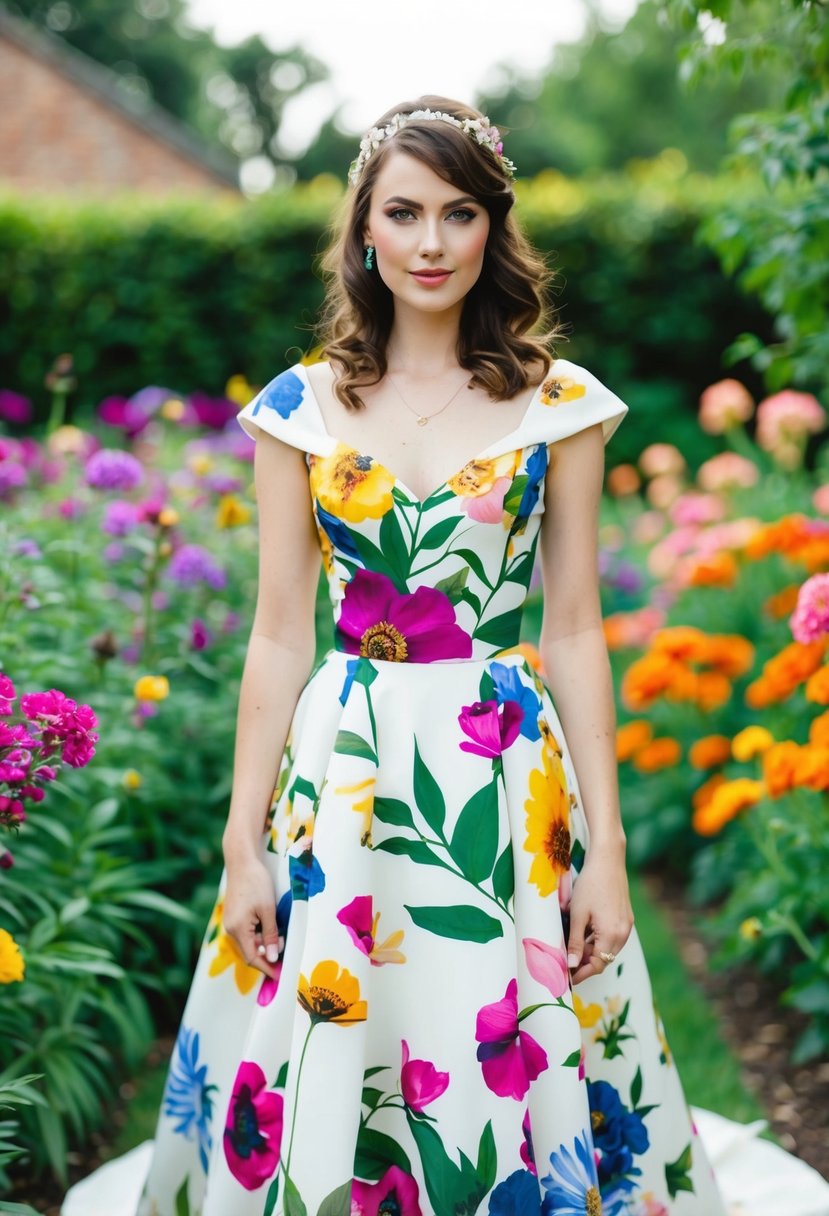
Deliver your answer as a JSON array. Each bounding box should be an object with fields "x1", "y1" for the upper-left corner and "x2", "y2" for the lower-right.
[
  {"x1": 809, "y1": 710, "x2": 829, "y2": 746},
  {"x1": 692, "y1": 772, "x2": 727, "y2": 810},
  {"x1": 803, "y1": 536, "x2": 829, "y2": 572},
  {"x1": 805, "y1": 664, "x2": 829, "y2": 705},
  {"x1": 694, "y1": 671, "x2": 733, "y2": 712},
  {"x1": 732, "y1": 726, "x2": 775, "y2": 762},
  {"x1": 687, "y1": 552, "x2": 738, "y2": 587},
  {"x1": 632, "y1": 737, "x2": 682, "y2": 772},
  {"x1": 705, "y1": 635, "x2": 754, "y2": 678},
  {"x1": 692, "y1": 778, "x2": 764, "y2": 836},
  {"x1": 650, "y1": 625, "x2": 711, "y2": 664},
  {"x1": 764, "y1": 584, "x2": 801, "y2": 619},
  {"x1": 762, "y1": 741, "x2": 802, "y2": 797},
  {"x1": 616, "y1": 719, "x2": 653, "y2": 761},
  {"x1": 606, "y1": 464, "x2": 641, "y2": 497},
  {"x1": 689, "y1": 735, "x2": 732, "y2": 769},
  {"x1": 743, "y1": 514, "x2": 813, "y2": 561},
  {"x1": 621, "y1": 652, "x2": 686, "y2": 710},
  {"x1": 745, "y1": 677, "x2": 776, "y2": 709},
  {"x1": 794, "y1": 745, "x2": 829, "y2": 791}
]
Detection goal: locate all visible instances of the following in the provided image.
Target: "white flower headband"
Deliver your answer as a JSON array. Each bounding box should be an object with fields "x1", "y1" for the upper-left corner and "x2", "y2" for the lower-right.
[{"x1": 348, "y1": 107, "x2": 518, "y2": 187}]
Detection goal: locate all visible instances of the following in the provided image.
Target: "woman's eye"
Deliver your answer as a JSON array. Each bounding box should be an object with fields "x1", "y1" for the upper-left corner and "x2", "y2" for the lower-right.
[
  {"x1": 388, "y1": 208, "x2": 414, "y2": 221},
  {"x1": 448, "y1": 209, "x2": 476, "y2": 222},
  {"x1": 386, "y1": 208, "x2": 477, "y2": 222}
]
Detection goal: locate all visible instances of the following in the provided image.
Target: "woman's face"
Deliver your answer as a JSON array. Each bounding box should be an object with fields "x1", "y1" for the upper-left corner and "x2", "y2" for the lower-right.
[{"x1": 363, "y1": 149, "x2": 491, "y2": 316}]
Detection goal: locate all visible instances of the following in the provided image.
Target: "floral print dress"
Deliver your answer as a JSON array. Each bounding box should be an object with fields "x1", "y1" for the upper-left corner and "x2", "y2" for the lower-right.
[{"x1": 136, "y1": 359, "x2": 728, "y2": 1216}]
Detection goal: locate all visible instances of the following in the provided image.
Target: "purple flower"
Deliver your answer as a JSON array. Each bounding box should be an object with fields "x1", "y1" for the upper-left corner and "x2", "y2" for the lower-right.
[
  {"x1": 85, "y1": 449, "x2": 144, "y2": 492},
  {"x1": 103, "y1": 542, "x2": 126, "y2": 564},
  {"x1": 11, "y1": 539, "x2": 41, "y2": 559},
  {"x1": 98, "y1": 386, "x2": 173, "y2": 437},
  {"x1": 0, "y1": 462, "x2": 27, "y2": 497},
  {"x1": 189, "y1": 393, "x2": 239, "y2": 430},
  {"x1": 167, "y1": 544, "x2": 227, "y2": 590},
  {"x1": 458, "y1": 699, "x2": 523, "y2": 758},
  {"x1": 336, "y1": 569, "x2": 472, "y2": 662},
  {"x1": 102, "y1": 500, "x2": 141, "y2": 537},
  {"x1": 190, "y1": 619, "x2": 210, "y2": 650},
  {"x1": 204, "y1": 472, "x2": 244, "y2": 495},
  {"x1": 58, "y1": 498, "x2": 86, "y2": 519},
  {"x1": 0, "y1": 391, "x2": 32, "y2": 425}
]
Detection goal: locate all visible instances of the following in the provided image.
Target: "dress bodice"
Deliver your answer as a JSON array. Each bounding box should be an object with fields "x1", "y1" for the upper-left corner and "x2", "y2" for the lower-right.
[{"x1": 236, "y1": 359, "x2": 629, "y2": 663}]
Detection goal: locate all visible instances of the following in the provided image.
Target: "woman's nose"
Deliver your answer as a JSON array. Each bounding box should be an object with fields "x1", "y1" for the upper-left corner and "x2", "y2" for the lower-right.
[{"x1": 418, "y1": 219, "x2": 444, "y2": 256}]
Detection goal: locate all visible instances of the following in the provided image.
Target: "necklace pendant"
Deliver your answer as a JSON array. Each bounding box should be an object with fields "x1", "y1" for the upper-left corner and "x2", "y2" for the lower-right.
[{"x1": 417, "y1": 416, "x2": 428, "y2": 426}]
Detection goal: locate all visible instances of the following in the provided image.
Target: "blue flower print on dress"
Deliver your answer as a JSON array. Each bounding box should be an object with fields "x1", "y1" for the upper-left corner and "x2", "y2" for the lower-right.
[
  {"x1": 162, "y1": 1026, "x2": 217, "y2": 1173},
  {"x1": 511, "y1": 444, "x2": 549, "y2": 534},
  {"x1": 251, "y1": 369, "x2": 305, "y2": 420},
  {"x1": 540, "y1": 1130, "x2": 602, "y2": 1216},
  {"x1": 289, "y1": 848, "x2": 326, "y2": 900},
  {"x1": 488, "y1": 1168, "x2": 541, "y2": 1215},
  {"x1": 587, "y1": 1079, "x2": 648, "y2": 1197},
  {"x1": 489, "y1": 662, "x2": 542, "y2": 742},
  {"x1": 316, "y1": 502, "x2": 361, "y2": 561}
]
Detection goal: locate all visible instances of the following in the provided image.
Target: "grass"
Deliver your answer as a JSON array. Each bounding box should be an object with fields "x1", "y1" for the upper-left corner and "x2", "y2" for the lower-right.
[{"x1": 109, "y1": 872, "x2": 768, "y2": 1160}]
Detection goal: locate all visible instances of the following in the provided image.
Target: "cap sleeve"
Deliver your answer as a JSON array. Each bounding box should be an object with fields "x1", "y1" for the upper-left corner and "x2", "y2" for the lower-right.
[
  {"x1": 521, "y1": 357, "x2": 629, "y2": 450},
  {"x1": 235, "y1": 364, "x2": 332, "y2": 456}
]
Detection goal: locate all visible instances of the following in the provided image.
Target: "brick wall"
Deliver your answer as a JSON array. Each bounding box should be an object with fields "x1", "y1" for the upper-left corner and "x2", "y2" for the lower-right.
[{"x1": 0, "y1": 32, "x2": 239, "y2": 196}]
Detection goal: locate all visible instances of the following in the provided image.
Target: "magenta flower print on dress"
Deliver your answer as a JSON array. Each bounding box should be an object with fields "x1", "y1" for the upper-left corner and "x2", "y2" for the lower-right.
[
  {"x1": 336, "y1": 895, "x2": 406, "y2": 966},
  {"x1": 475, "y1": 978, "x2": 548, "y2": 1100},
  {"x1": 458, "y1": 699, "x2": 523, "y2": 758},
  {"x1": 351, "y1": 1163, "x2": 422, "y2": 1216},
  {"x1": 523, "y1": 937, "x2": 570, "y2": 998},
  {"x1": 223, "y1": 1060, "x2": 284, "y2": 1190},
  {"x1": 400, "y1": 1039, "x2": 449, "y2": 1112},
  {"x1": 335, "y1": 569, "x2": 473, "y2": 662}
]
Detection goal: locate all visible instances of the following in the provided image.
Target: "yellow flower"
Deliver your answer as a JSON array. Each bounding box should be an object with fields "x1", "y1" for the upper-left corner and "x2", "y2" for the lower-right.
[
  {"x1": 368, "y1": 912, "x2": 406, "y2": 966},
  {"x1": 447, "y1": 451, "x2": 519, "y2": 498},
  {"x1": 540, "y1": 371, "x2": 587, "y2": 407},
  {"x1": 336, "y1": 777, "x2": 375, "y2": 847},
  {"x1": 0, "y1": 928, "x2": 25, "y2": 984},
  {"x1": 208, "y1": 929, "x2": 260, "y2": 995},
  {"x1": 225, "y1": 374, "x2": 258, "y2": 406},
  {"x1": 573, "y1": 993, "x2": 602, "y2": 1028},
  {"x1": 297, "y1": 960, "x2": 368, "y2": 1025},
  {"x1": 524, "y1": 740, "x2": 571, "y2": 896},
  {"x1": 134, "y1": 675, "x2": 169, "y2": 702},
  {"x1": 160, "y1": 398, "x2": 186, "y2": 421},
  {"x1": 740, "y1": 917, "x2": 763, "y2": 941},
  {"x1": 159, "y1": 540, "x2": 173, "y2": 558},
  {"x1": 732, "y1": 725, "x2": 775, "y2": 762},
  {"x1": 158, "y1": 507, "x2": 179, "y2": 528},
  {"x1": 309, "y1": 444, "x2": 395, "y2": 522},
  {"x1": 123, "y1": 768, "x2": 142, "y2": 790},
  {"x1": 216, "y1": 495, "x2": 252, "y2": 529},
  {"x1": 189, "y1": 453, "x2": 214, "y2": 477}
]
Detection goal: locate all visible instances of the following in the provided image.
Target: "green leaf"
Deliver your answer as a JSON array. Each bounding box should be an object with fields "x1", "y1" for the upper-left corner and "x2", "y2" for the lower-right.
[
  {"x1": 453, "y1": 548, "x2": 493, "y2": 588},
  {"x1": 264, "y1": 1175, "x2": 280, "y2": 1216},
  {"x1": 407, "y1": 1112, "x2": 465, "y2": 1214},
  {"x1": 417, "y1": 517, "x2": 461, "y2": 550},
  {"x1": 354, "y1": 1126, "x2": 412, "y2": 1180},
  {"x1": 665, "y1": 1142, "x2": 695, "y2": 1199},
  {"x1": 505, "y1": 551, "x2": 535, "y2": 586},
  {"x1": 434, "y1": 566, "x2": 468, "y2": 604},
  {"x1": 175, "y1": 1178, "x2": 190, "y2": 1216},
  {"x1": 316, "y1": 1180, "x2": 352, "y2": 1216},
  {"x1": 334, "y1": 731, "x2": 378, "y2": 763},
  {"x1": 502, "y1": 474, "x2": 529, "y2": 516},
  {"x1": 473, "y1": 607, "x2": 523, "y2": 648},
  {"x1": 363, "y1": 1065, "x2": 390, "y2": 1080},
  {"x1": 361, "y1": 1086, "x2": 384, "y2": 1110},
  {"x1": 459, "y1": 585, "x2": 482, "y2": 617},
  {"x1": 492, "y1": 842, "x2": 515, "y2": 907},
  {"x1": 275, "y1": 1061, "x2": 289, "y2": 1089},
  {"x1": 379, "y1": 507, "x2": 413, "y2": 581},
  {"x1": 448, "y1": 781, "x2": 500, "y2": 883},
  {"x1": 372, "y1": 838, "x2": 446, "y2": 868},
  {"x1": 284, "y1": 1176, "x2": 309, "y2": 1216},
  {"x1": 562, "y1": 1049, "x2": 582, "y2": 1068},
  {"x1": 476, "y1": 1119, "x2": 497, "y2": 1193},
  {"x1": 404, "y1": 904, "x2": 503, "y2": 943},
  {"x1": 631, "y1": 1066, "x2": 642, "y2": 1109},
  {"x1": 373, "y1": 797, "x2": 416, "y2": 829},
  {"x1": 413, "y1": 739, "x2": 445, "y2": 836},
  {"x1": 352, "y1": 534, "x2": 405, "y2": 591},
  {"x1": 351, "y1": 660, "x2": 378, "y2": 688}
]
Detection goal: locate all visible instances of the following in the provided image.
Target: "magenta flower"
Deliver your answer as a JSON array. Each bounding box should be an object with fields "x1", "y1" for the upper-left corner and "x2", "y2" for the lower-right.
[
  {"x1": 0, "y1": 461, "x2": 27, "y2": 498},
  {"x1": 98, "y1": 386, "x2": 173, "y2": 437},
  {"x1": 84, "y1": 449, "x2": 144, "y2": 492},
  {"x1": 400, "y1": 1039, "x2": 449, "y2": 1113},
  {"x1": 0, "y1": 391, "x2": 32, "y2": 426},
  {"x1": 167, "y1": 544, "x2": 227, "y2": 591},
  {"x1": 523, "y1": 937, "x2": 570, "y2": 998},
  {"x1": 0, "y1": 850, "x2": 13, "y2": 869},
  {"x1": 336, "y1": 895, "x2": 406, "y2": 966},
  {"x1": 189, "y1": 392, "x2": 239, "y2": 430},
  {"x1": 790, "y1": 573, "x2": 829, "y2": 644},
  {"x1": 336, "y1": 569, "x2": 472, "y2": 662},
  {"x1": 521, "y1": 1107, "x2": 537, "y2": 1175},
  {"x1": 19, "y1": 690, "x2": 99, "y2": 768},
  {"x1": 223, "y1": 1060, "x2": 284, "y2": 1190},
  {"x1": 102, "y1": 500, "x2": 141, "y2": 537},
  {"x1": 0, "y1": 676, "x2": 15, "y2": 717},
  {"x1": 475, "y1": 979, "x2": 548, "y2": 1100},
  {"x1": 458, "y1": 699, "x2": 523, "y2": 758},
  {"x1": 190, "y1": 619, "x2": 210, "y2": 650},
  {"x1": 351, "y1": 1164, "x2": 422, "y2": 1216}
]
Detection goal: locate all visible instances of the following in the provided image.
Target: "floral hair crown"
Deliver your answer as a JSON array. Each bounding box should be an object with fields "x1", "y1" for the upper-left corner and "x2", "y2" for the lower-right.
[{"x1": 348, "y1": 108, "x2": 517, "y2": 187}]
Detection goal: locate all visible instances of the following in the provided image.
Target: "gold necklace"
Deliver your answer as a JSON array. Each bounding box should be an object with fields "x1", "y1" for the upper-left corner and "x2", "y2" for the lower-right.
[{"x1": 386, "y1": 370, "x2": 472, "y2": 426}]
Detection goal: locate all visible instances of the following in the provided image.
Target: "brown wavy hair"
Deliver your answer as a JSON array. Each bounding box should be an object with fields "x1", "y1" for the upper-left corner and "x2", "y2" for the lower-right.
[{"x1": 313, "y1": 94, "x2": 569, "y2": 411}]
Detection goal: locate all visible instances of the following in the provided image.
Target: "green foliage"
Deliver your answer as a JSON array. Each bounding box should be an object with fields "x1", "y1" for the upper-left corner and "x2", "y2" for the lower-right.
[{"x1": 657, "y1": 0, "x2": 829, "y2": 397}]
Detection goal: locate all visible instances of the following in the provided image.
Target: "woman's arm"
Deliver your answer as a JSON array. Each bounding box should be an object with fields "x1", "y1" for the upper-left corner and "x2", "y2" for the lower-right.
[
  {"x1": 221, "y1": 428, "x2": 321, "y2": 977},
  {"x1": 537, "y1": 422, "x2": 634, "y2": 984}
]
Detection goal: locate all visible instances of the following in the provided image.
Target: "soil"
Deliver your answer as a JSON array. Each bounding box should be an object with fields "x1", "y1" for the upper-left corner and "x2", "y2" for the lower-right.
[{"x1": 9, "y1": 882, "x2": 828, "y2": 1213}]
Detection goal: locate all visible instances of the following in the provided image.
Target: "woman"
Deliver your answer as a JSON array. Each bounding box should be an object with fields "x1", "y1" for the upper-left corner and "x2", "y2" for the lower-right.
[{"x1": 136, "y1": 96, "x2": 728, "y2": 1215}]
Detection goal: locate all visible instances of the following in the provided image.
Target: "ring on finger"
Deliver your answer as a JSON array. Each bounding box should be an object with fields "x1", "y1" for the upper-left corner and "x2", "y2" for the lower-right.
[
  {"x1": 598, "y1": 949, "x2": 616, "y2": 964},
  {"x1": 257, "y1": 944, "x2": 267, "y2": 957}
]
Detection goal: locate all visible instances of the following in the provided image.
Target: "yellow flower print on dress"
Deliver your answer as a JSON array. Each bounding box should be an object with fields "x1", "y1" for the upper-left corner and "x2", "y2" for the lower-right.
[
  {"x1": 208, "y1": 928, "x2": 261, "y2": 995},
  {"x1": 523, "y1": 738, "x2": 572, "y2": 896},
  {"x1": 336, "y1": 776, "x2": 375, "y2": 847},
  {"x1": 309, "y1": 443, "x2": 395, "y2": 522},
  {"x1": 448, "y1": 451, "x2": 520, "y2": 498},
  {"x1": 297, "y1": 960, "x2": 368, "y2": 1025},
  {"x1": 540, "y1": 369, "x2": 587, "y2": 407},
  {"x1": 573, "y1": 993, "x2": 603, "y2": 1029}
]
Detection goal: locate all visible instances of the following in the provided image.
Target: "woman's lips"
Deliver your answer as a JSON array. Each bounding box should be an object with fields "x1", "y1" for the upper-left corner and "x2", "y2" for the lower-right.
[{"x1": 410, "y1": 271, "x2": 453, "y2": 286}]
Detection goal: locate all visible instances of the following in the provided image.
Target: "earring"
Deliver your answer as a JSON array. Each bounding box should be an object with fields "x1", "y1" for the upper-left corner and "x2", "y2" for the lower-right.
[{"x1": 363, "y1": 245, "x2": 375, "y2": 271}]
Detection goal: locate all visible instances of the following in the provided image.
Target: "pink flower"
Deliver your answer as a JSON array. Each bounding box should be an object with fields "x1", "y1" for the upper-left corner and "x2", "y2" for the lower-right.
[
  {"x1": 696, "y1": 452, "x2": 759, "y2": 492},
  {"x1": 756, "y1": 390, "x2": 825, "y2": 448},
  {"x1": 190, "y1": 619, "x2": 210, "y2": 650},
  {"x1": 351, "y1": 1165, "x2": 422, "y2": 1216},
  {"x1": 336, "y1": 895, "x2": 405, "y2": 966},
  {"x1": 458, "y1": 699, "x2": 523, "y2": 758},
  {"x1": 790, "y1": 573, "x2": 829, "y2": 643},
  {"x1": 814, "y1": 484, "x2": 829, "y2": 515},
  {"x1": 223, "y1": 1060, "x2": 284, "y2": 1190},
  {"x1": 522, "y1": 937, "x2": 569, "y2": 997},
  {"x1": 0, "y1": 391, "x2": 32, "y2": 426},
  {"x1": 0, "y1": 675, "x2": 15, "y2": 716},
  {"x1": 668, "y1": 492, "x2": 725, "y2": 528},
  {"x1": 19, "y1": 690, "x2": 99, "y2": 768},
  {"x1": 698, "y1": 379, "x2": 755, "y2": 433},
  {"x1": 638, "y1": 443, "x2": 686, "y2": 478},
  {"x1": 475, "y1": 979, "x2": 548, "y2": 1100},
  {"x1": 400, "y1": 1039, "x2": 449, "y2": 1112},
  {"x1": 520, "y1": 1107, "x2": 536, "y2": 1175},
  {"x1": 336, "y1": 570, "x2": 472, "y2": 662},
  {"x1": 461, "y1": 476, "x2": 513, "y2": 522}
]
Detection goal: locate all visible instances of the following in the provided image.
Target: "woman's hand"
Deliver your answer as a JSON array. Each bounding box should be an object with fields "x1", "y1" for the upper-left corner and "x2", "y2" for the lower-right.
[
  {"x1": 222, "y1": 855, "x2": 282, "y2": 980},
  {"x1": 566, "y1": 844, "x2": 634, "y2": 985}
]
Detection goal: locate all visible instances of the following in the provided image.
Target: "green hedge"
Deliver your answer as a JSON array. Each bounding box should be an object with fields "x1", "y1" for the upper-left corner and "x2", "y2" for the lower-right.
[{"x1": 0, "y1": 155, "x2": 776, "y2": 469}]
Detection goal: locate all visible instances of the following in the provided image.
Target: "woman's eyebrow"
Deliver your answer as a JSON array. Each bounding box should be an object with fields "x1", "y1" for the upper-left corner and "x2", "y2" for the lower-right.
[{"x1": 382, "y1": 195, "x2": 479, "y2": 209}]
